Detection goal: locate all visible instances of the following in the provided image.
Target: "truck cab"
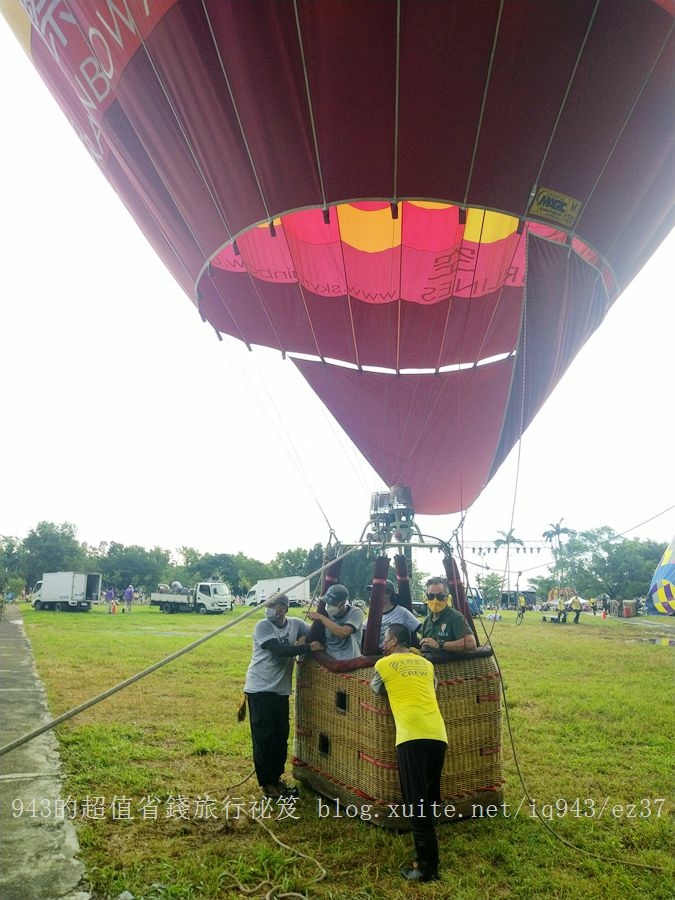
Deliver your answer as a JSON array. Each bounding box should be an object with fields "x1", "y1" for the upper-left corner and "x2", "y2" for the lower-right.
[
  {"x1": 195, "y1": 582, "x2": 232, "y2": 613},
  {"x1": 151, "y1": 581, "x2": 232, "y2": 614}
]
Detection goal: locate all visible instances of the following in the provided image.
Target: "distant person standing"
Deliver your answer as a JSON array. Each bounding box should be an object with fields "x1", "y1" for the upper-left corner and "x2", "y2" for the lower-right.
[
  {"x1": 571, "y1": 595, "x2": 582, "y2": 624},
  {"x1": 556, "y1": 596, "x2": 566, "y2": 623},
  {"x1": 105, "y1": 588, "x2": 115, "y2": 613},
  {"x1": 123, "y1": 585, "x2": 134, "y2": 613}
]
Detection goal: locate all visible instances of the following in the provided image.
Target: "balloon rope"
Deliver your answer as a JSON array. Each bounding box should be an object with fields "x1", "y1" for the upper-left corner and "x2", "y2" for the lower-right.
[
  {"x1": 219, "y1": 809, "x2": 327, "y2": 898},
  {"x1": 152, "y1": 3, "x2": 287, "y2": 353},
  {"x1": 141, "y1": 10, "x2": 237, "y2": 234},
  {"x1": 529, "y1": 0, "x2": 600, "y2": 216},
  {"x1": 0, "y1": 547, "x2": 361, "y2": 760},
  {"x1": 392, "y1": 0, "x2": 401, "y2": 202},
  {"x1": 126, "y1": 2, "x2": 288, "y2": 356},
  {"x1": 462, "y1": 0, "x2": 504, "y2": 207},
  {"x1": 394, "y1": 200, "x2": 525, "y2": 503},
  {"x1": 499, "y1": 503, "x2": 675, "y2": 579},
  {"x1": 575, "y1": 16, "x2": 675, "y2": 240},
  {"x1": 502, "y1": 229, "x2": 531, "y2": 589},
  {"x1": 54, "y1": 2, "x2": 261, "y2": 350},
  {"x1": 292, "y1": 0, "x2": 328, "y2": 211},
  {"x1": 491, "y1": 630, "x2": 668, "y2": 872},
  {"x1": 217, "y1": 342, "x2": 340, "y2": 535},
  {"x1": 130, "y1": 0, "x2": 352, "y2": 513},
  {"x1": 200, "y1": 1, "x2": 271, "y2": 222}
]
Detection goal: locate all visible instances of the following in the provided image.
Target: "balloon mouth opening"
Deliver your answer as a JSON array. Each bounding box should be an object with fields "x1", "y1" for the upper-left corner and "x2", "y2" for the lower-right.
[{"x1": 204, "y1": 199, "x2": 615, "y2": 307}]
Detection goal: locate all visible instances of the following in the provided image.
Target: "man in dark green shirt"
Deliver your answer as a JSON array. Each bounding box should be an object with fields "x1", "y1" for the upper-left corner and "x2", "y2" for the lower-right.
[{"x1": 419, "y1": 578, "x2": 476, "y2": 652}]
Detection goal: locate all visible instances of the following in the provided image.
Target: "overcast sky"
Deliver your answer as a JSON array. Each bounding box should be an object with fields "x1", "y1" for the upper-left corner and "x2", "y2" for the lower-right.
[{"x1": 1, "y1": 20, "x2": 673, "y2": 587}]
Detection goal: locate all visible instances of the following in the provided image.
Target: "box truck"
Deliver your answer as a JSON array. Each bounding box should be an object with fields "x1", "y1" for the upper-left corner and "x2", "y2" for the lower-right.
[
  {"x1": 31, "y1": 572, "x2": 102, "y2": 612},
  {"x1": 246, "y1": 576, "x2": 311, "y2": 607}
]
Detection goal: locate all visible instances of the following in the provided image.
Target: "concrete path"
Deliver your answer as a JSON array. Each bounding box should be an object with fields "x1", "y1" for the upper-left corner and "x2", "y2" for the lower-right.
[{"x1": 0, "y1": 604, "x2": 90, "y2": 900}]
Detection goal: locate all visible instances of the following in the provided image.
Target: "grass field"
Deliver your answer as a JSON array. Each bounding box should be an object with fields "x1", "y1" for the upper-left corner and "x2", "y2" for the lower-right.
[{"x1": 16, "y1": 603, "x2": 675, "y2": 899}]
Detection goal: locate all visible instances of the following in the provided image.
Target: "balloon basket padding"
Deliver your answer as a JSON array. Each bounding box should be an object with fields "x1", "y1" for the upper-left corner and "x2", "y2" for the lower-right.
[{"x1": 293, "y1": 650, "x2": 504, "y2": 829}]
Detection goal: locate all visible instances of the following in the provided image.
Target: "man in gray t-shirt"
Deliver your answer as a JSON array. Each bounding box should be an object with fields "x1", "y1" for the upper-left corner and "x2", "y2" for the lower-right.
[
  {"x1": 243, "y1": 595, "x2": 319, "y2": 798},
  {"x1": 308, "y1": 584, "x2": 364, "y2": 660},
  {"x1": 367, "y1": 580, "x2": 421, "y2": 650},
  {"x1": 244, "y1": 610, "x2": 311, "y2": 694}
]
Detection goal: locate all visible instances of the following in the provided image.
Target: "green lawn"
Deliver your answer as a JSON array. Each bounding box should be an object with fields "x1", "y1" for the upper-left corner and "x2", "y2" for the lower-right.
[{"x1": 18, "y1": 604, "x2": 675, "y2": 899}]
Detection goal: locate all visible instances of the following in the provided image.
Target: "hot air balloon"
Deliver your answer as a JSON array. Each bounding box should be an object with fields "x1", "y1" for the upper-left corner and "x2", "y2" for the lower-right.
[
  {"x1": 2, "y1": 0, "x2": 673, "y2": 516},
  {"x1": 647, "y1": 534, "x2": 675, "y2": 615},
  {"x1": 3, "y1": 0, "x2": 674, "y2": 832}
]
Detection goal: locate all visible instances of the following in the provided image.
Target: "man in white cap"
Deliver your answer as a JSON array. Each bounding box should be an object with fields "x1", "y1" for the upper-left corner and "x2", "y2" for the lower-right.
[{"x1": 308, "y1": 584, "x2": 364, "y2": 659}]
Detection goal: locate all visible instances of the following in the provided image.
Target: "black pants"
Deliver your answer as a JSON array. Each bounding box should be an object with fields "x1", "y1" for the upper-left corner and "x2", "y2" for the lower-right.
[
  {"x1": 573, "y1": 609, "x2": 581, "y2": 623},
  {"x1": 247, "y1": 692, "x2": 289, "y2": 787},
  {"x1": 397, "y1": 739, "x2": 447, "y2": 874}
]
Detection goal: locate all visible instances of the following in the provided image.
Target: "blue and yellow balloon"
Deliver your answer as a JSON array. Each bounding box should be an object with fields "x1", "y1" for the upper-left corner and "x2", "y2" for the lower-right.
[{"x1": 647, "y1": 535, "x2": 675, "y2": 615}]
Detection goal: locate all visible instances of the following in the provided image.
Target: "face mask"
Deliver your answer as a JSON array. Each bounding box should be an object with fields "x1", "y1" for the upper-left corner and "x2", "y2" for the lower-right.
[
  {"x1": 325, "y1": 605, "x2": 343, "y2": 620},
  {"x1": 265, "y1": 607, "x2": 285, "y2": 621},
  {"x1": 426, "y1": 599, "x2": 447, "y2": 615}
]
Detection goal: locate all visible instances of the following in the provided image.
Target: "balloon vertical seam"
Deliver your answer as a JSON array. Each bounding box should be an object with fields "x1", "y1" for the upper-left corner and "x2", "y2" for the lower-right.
[
  {"x1": 528, "y1": 0, "x2": 600, "y2": 223},
  {"x1": 573, "y1": 18, "x2": 675, "y2": 240},
  {"x1": 200, "y1": 0, "x2": 271, "y2": 223},
  {"x1": 292, "y1": 0, "x2": 328, "y2": 212},
  {"x1": 463, "y1": 0, "x2": 505, "y2": 208},
  {"x1": 392, "y1": 0, "x2": 401, "y2": 205}
]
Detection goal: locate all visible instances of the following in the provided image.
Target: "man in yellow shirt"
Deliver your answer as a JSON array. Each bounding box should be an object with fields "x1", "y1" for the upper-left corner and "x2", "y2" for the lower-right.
[
  {"x1": 371, "y1": 623, "x2": 447, "y2": 882},
  {"x1": 571, "y1": 594, "x2": 582, "y2": 624},
  {"x1": 556, "y1": 596, "x2": 567, "y2": 623}
]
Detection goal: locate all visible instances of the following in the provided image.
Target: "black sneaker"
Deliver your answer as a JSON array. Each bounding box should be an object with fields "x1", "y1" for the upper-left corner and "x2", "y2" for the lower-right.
[
  {"x1": 277, "y1": 781, "x2": 299, "y2": 799},
  {"x1": 262, "y1": 783, "x2": 282, "y2": 798},
  {"x1": 400, "y1": 863, "x2": 439, "y2": 882}
]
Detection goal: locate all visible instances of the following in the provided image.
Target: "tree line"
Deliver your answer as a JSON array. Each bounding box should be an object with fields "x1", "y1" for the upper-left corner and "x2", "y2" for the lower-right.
[
  {"x1": 1, "y1": 520, "x2": 664, "y2": 604},
  {"x1": 476, "y1": 523, "x2": 664, "y2": 604},
  {"x1": 0, "y1": 521, "x2": 393, "y2": 602},
  {"x1": 530, "y1": 526, "x2": 664, "y2": 601}
]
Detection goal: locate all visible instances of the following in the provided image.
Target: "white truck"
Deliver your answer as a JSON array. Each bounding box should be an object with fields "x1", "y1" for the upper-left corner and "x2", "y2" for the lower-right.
[
  {"x1": 150, "y1": 581, "x2": 233, "y2": 614},
  {"x1": 246, "y1": 576, "x2": 311, "y2": 607},
  {"x1": 31, "y1": 572, "x2": 102, "y2": 612}
]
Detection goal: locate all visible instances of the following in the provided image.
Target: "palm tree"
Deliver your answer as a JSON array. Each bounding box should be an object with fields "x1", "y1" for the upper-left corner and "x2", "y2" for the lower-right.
[
  {"x1": 494, "y1": 529, "x2": 524, "y2": 552},
  {"x1": 542, "y1": 519, "x2": 575, "y2": 590},
  {"x1": 494, "y1": 529, "x2": 524, "y2": 603}
]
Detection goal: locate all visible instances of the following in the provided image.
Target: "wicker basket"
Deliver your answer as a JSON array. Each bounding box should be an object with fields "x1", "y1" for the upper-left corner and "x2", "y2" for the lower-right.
[{"x1": 292, "y1": 652, "x2": 503, "y2": 829}]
